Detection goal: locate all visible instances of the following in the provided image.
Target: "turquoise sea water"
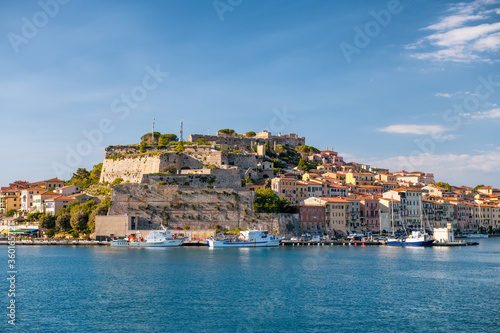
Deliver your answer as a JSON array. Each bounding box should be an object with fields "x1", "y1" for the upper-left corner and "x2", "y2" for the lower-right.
[{"x1": 1, "y1": 239, "x2": 500, "y2": 333}]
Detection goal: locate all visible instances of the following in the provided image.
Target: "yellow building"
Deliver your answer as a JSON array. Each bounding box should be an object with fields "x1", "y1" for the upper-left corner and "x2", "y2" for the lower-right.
[
  {"x1": 0, "y1": 190, "x2": 21, "y2": 215},
  {"x1": 345, "y1": 172, "x2": 375, "y2": 186}
]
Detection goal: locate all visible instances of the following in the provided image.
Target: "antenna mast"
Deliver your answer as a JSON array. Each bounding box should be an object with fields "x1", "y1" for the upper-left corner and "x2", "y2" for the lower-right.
[
  {"x1": 152, "y1": 118, "x2": 155, "y2": 144},
  {"x1": 180, "y1": 119, "x2": 184, "y2": 142}
]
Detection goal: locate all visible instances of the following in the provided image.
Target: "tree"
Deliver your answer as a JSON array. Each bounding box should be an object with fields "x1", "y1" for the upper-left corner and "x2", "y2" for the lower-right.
[
  {"x1": 39, "y1": 214, "x2": 56, "y2": 229},
  {"x1": 160, "y1": 134, "x2": 178, "y2": 143},
  {"x1": 6, "y1": 209, "x2": 17, "y2": 217},
  {"x1": 245, "y1": 131, "x2": 256, "y2": 137},
  {"x1": 174, "y1": 142, "x2": 185, "y2": 152},
  {"x1": 218, "y1": 129, "x2": 235, "y2": 135},
  {"x1": 295, "y1": 145, "x2": 320, "y2": 157},
  {"x1": 161, "y1": 165, "x2": 177, "y2": 174},
  {"x1": 195, "y1": 138, "x2": 210, "y2": 145},
  {"x1": 66, "y1": 163, "x2": 102, "y2": 188},
  {"x1": 253, "y1": 188, "x2": 297, "y2": 214},
  {"x1": 298, "y1": 158, "x2": 309, "y2": 171},
  {"x1": 45, "y1": 229, "x2": 55, "y2": 238},
  {"x1": 70, "y1": 207, "x2": 89, "y2": 231},
  {"x1": 140, "y1": 132, "x2": 161, "y2": 143},
  {"x1": 434, "y1": 182, "x2": 452, "y2": 191},
  {"x1": 88, "y1": 204, "x2": 109, "y2": 233},
  {"x1": 140, "y1": 142, "x2": 147, "y2": 153},
  {"x1": 56, "y1": 211, "x2": 71, "y2": 231},
  {"x1": 474, "y1": 184, "x2": 485, "y2": 191}
]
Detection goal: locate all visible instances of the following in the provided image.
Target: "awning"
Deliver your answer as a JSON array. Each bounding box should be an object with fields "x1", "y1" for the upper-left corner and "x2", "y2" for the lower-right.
[{"x1": 1, "y1": 229, "x2": 38, "y2": 234}]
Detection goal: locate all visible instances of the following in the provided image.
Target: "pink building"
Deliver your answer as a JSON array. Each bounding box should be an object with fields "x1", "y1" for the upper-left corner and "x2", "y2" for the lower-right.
[{"x1": 359, "y1": 198, "x2": 380, "y2": 232}]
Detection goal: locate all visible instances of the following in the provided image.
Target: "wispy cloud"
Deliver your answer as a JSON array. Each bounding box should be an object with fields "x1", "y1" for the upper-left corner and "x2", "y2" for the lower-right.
[
  {"x1": 470, "y1": 107, "x2": 500, "y2": 119},
  {"x1": 435, "y1": 92, "x2": 453, "y2": 98},
  {"x1": 379, "y1": 124, "x2": 454, "y2": 139},
  {"x1": 370, "y1": 151, "x2": 500, "y2": 186},
  {"x1": 408, "y1": 0, "x2": 500, "y2": 62}
]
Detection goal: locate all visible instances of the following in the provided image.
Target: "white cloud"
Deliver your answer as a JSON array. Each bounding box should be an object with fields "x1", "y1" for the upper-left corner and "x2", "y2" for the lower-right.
[
  {"x1": 435, "y1": 92, "x2": 452, "y2": 98},
  {"x1": 470, "y1": 107, "x2": 500, "y2": 119},
  {"x1": 379, "y1": 124, "x2": 454, "y2": 140},
  {"x1": 370, "y1": 151, "x2": 500, "y2": 186},
  {"x1": 409, "y1": 0, "x2": 500, "y2": 62}
]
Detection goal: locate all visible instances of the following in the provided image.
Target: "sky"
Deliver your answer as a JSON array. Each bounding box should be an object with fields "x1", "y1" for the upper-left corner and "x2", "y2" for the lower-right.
[{"x1": 1, "y1": 0, "x2": 499, "y2": 188}]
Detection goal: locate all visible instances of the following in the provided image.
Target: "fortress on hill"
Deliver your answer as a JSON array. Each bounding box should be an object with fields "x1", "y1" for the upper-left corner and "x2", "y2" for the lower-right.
[{"x1": 94, "y1": 130, "x2": 303, "y2": 239}]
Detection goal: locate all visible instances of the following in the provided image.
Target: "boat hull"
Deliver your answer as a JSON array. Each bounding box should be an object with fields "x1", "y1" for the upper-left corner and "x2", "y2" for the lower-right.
[
  {"x1": 207, "y1": 239, "x2": 281, "y2": 248},
  {"x1": 387, "y1": 240, "x2": 434, "y2": 247},
  {"x1": 110, "y1": 239, "x2": 185, "y2": 247}
]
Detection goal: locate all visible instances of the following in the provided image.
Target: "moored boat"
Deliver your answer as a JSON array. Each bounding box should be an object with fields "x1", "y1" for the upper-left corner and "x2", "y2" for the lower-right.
[
  {"x1": 387, "y1": 230, "x2": 434, "y2": 247},
  {"x1": 111, "y1": 226, "x2": 185, "y2": 247},
  {"x1": 207, "y1": 230, "x2": 281, "y2": 248}
]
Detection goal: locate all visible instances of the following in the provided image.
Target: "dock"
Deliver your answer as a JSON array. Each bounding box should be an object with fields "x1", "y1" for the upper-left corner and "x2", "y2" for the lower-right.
[
  {"x1": 432, "y1": 241, "x2": 479, "y2": 247},
  {"x1": 280, "y1": 240, "x2": 383, "y2": 246}
]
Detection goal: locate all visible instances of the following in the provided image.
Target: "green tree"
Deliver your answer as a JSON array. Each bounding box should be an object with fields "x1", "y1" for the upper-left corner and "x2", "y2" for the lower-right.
[
  {"x1": 253, "y1": 188, "x2": 297, "y2": 214},
  {"x1": 160, "y1": 134, "x2": 178, "y2": 143},
  {"x1": 6, "y1": 209, "x2": 17, "y2": 217},
  {"x1": 174, "y1": 142, "x2": 185, "y2": 152},
  {"x1": 435, "y1": 182, "x2": 452, "y2": 191},
  {"x1": 70, "y1": 207, "x2": 89, "y2": 231},
  {"x1": 56, "y1": 211, "x2": 71, "y2": 231},
  {"x1": 195, "y1": 138, "x2": 210, "y2": 145},
  {"x1": 474, "y1": 184, "x2": 485, "y2": 191},
  {"x1": 295, "y1": 145, "x2": 320, "y2": 157},
  {"x1": 112, "y1": 178, "x2": 124, "y2": 186},
  {"x1": 218, "y1": 129, "x2": 235, "y2": 135},
  {"x1": 66, "y1": 163, "x2": 103, "y2": 188},
  {"x1": 39, "y1": 214, "x2": 56, "y2": 229},
  {"x1": 72, "y1": 230, "x2": 80, "y2": 239},
  {"x1": 298, "y1": 158, "x2": 309, "y2": 171},
  {"x1": 245, "y1": 131, "x2": 256, "y2": 137},
  {"x1": 140, "y1": 142, "x2": 147, "y2": 153},
  {"x1": 141, "y1": 132, "x2": 161, "y2": 143},
  {"x1": 45, "y1": 229, "x2": 55, "y2": 238},
  {"x1": 88, "y1": 204, "x2": 109, "y2": 233}
]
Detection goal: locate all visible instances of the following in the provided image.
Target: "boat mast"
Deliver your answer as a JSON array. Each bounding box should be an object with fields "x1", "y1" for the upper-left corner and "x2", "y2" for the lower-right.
[{"x1": 391, "y1": 200, "x2": 395, "y2": 236}]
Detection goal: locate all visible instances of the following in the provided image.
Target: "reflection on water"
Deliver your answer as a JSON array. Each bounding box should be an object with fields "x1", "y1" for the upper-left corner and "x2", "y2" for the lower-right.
[{"x1": 1, "y1": 239, "x2": 499, "y2": 332}]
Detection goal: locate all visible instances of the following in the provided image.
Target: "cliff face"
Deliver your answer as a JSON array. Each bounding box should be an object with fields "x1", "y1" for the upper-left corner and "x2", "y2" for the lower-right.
[
  {"x1": 108, "y1": 184, "x2": 300, "y2": 236},
  {"x1": 99, "y1": 145, "x2": 257, "y2": 184}
]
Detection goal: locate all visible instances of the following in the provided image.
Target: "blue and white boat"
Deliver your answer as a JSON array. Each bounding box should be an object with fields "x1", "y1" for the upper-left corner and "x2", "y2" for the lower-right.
[
  {"x1": 387, "y1": 230, "x2": 434, "y2": 247},
  {"x1": 207, "y1": 230, "x2": 281, "y2": 248}
]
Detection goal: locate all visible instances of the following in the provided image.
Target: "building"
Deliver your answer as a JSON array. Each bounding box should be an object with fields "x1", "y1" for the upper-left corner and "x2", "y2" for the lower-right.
[
  {"x1": 394, "y1": 171, "x2": 434, "y2": 185},
  {"x1": 45, "y1": 196, "x2": 76, "y2": 215},
  {"x1": 327, "y1": 184, "x2": 349, "y2": 197},
  {"x1": 359, "y1": 197, "x2": 380, "y2": 233},
  {"x1": 271, "y1": 178, "x2": 297, "y2": 204},
  {"x1": 0, "y1": 190, "x2": 21, "y2": 215},
  {"x1": 299, "y1": 205, "x2": 326, "y2": 232},
  {"x1": 55, "y1": 185, "x2": 81, "y2": 197},
  {"x1": 383, "y1": 189, "x2": 423, "y2": 231},
  {"x1": 423, "y1": 184, "x2": 451, "y2": 198},
  {"x1": 379, "y1": 198, "x2": 402, "y2": 233},
  {"x1": 20, "y1": 187, "x2": 46, "y2": 212},
  {"x1": 32, "y1": 191, "x2": 59, "y2": 213},
  {"x1": 345, "y1": 172, "x2": 375, "y2": 186},
  {"x1": 44, "y1": 178, "x2": 65, "y2": 190},
  {"x1": 303, "y1": 197, "x2": 351, "y2": 235}
]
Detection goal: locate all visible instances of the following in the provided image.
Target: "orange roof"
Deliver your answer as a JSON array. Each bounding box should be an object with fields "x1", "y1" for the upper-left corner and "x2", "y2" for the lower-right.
[
  {"x1": 46, "y1": 195, "x2": 76, "y2": 201},
  {"x1": 37, "y1": 191, "x2": 59, "y2": 196},
  {"x1": 44, "y1": 178, "x2": 65, "y2": 182}
]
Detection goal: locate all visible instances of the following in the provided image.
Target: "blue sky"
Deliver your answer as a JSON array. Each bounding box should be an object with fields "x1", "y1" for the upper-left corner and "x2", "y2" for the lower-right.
[{"x1": 1, "y1": 0, "x2": 499, "y2": 187}]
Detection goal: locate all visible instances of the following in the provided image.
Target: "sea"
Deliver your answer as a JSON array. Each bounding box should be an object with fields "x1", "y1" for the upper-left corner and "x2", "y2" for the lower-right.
[{"x1": 1, "y1": 239, "x2": 500, "y2": 333}]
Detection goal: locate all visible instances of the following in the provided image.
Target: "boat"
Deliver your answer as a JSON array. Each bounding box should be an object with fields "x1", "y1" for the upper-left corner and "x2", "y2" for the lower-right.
[
  {"x1": 207, "y1": 230, "x2": 281, "y2": 248},
  {"x1": 387, "y1": 196, "x2": 434, "y2": 247},
  {"x1": 466, "y1": 233, "x2": 488, "y2": 238},
  {"x1": 110, "y1": 226, "x2": 185, "y2": 247},
  {"x1": 387, "y1": 230, "x2": 434, "y2": 247}
]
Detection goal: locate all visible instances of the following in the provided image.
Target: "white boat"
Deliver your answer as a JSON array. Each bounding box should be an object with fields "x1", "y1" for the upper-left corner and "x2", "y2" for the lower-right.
[
  {"x1": 207, "y1": 230, "x2": 281, "y2": 248},
  {"x1": 111, "y1": 226, "x2": 185, "y2": 247}
]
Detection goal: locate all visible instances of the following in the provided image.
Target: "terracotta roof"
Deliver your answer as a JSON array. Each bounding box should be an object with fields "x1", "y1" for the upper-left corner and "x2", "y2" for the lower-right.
[
  {"x1": 46, "y1": 195, "x2": 76, "y2": 201},
  {"x1": 44, "y1": 178, "x2": 65, "y2": 182}
]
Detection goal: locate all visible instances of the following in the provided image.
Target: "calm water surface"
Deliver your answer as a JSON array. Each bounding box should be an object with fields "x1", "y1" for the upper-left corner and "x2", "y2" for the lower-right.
[{"x1": 1, "y1": 239, "x2": 500, "y2": 332}]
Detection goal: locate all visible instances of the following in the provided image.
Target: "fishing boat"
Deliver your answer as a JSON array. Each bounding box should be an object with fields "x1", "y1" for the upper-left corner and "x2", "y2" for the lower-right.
[
  {"x1": 207, "y1": 230, "x2": 281, "y2": 248},
  {"x1": 111, "y1": 225, "x2": 185, "y2": 247}
]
